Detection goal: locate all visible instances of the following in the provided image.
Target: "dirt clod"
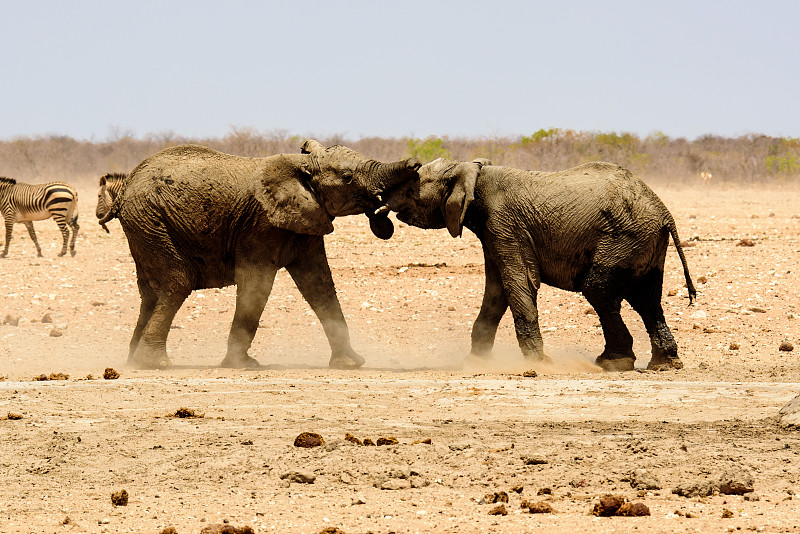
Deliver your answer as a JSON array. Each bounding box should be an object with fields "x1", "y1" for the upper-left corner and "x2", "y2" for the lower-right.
[
  {"x1": 537, "y1": 487, "x2": 552, "y2": 496},
  {"x1": 721, "y1": 508, "x2": 734, "y2": 518},
  {"x1": 487, "y1": 504, "x2": 507, "y2": 515},
  {"x1": 522, "y1": 370, "x2": 538, "y2": 378},
  {"x1": 159, "y1": 527, "x2": 178, "y2": 534},
  {"x1": 617, "y1": 502, "x2": 650, "y2": 516},
  {"x1": 376, "y1": 436, "x2": 399, "y2": 446},
  {"x1": 280, "y1": 470, "x2": 316, "y2": 484},
  {"x1": 344, "y1": 433, "x2": 362, "y2": 445},
  {"x1": 362, "y1": 438, "x2": 375, "y2": 446},
  {"x1": 717, "y1": 466, "x2": 755, "y2": 495},
  {"x1": 110, "y1": 489, "x2": 128, "y2": 506},
  {"x1": 779, "y1": 340, "x2": 794, "y2": 352},
  {"x1": 729, "y1": 342, "x2": 740, "y2": 350},
  {"x1": 736, "y1": 238, "x2": 756, "y2": 247},
  {"x1": 103, "y1": 367, "x2": 120, "y2": 380},
  {"x1": 173, "y1": 407, "x2": 203, "y2": 418},
  {"x1": 411, "y1": 438, "x2": 432, "y2": 445},
  {"x1": 318, "y1": 528, "x2": 347, "y2": 534},
  {"x1": 522, "y1": 500, "x2": 553, "y2": 514},
  {"x1": 482, "y1": 491, "x2": 508, "y2": 504},
  {"x1": 294, "y1": 432, "x2": 325, "y2": 448},
  {"x1": 7, "y1": 412, "x2": 23, "y2": 420},
  {"x1": 592, "y1": 494, "x2": 625, "y2": 517},
  {"x1": 49, "y1": 329, "x2": 63, "y2": 337},
  {"x1": 41, "y1": 313, "x2": 53, "y2": 323},
  {"x1": 33, "y1": 372, "x2": 69, "y2": 381},
  {"x1": 3, "y1": 314, "x2": 20, "y2": 326},
  {"x1": 199, "y1": 524, "x2": 255, "y2": 534}
]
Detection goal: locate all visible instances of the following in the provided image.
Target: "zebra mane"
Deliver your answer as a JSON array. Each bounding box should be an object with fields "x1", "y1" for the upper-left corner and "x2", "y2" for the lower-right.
[
  {"x1": 100, "y1": 172, "x2": 127, "y2": 185},
  {"x1": 0, "y1": 176, "x2": 17, "y2": 185}
]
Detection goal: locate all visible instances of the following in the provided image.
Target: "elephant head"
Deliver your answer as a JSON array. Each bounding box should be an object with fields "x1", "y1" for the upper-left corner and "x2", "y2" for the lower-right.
[
  {"x1": 384, "y1": 157, "x2": 491, "y2": 238},
  {"x1": 291, "y1": 140, "x2": 421, "y2": 239}
]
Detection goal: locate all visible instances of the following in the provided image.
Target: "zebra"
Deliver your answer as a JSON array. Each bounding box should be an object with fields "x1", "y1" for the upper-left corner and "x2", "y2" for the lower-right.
[
  {"x1": 0, "y1": 177, "x2": 80, "y2": 257},
  {"x1": 96, "y1": 172, "x2": 127, "y2": 233}
]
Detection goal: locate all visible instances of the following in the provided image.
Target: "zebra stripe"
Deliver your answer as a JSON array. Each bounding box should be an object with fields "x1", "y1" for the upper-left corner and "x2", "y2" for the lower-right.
[{"x1": 0, "y1": 177, "x2": 80, "y2": 257}]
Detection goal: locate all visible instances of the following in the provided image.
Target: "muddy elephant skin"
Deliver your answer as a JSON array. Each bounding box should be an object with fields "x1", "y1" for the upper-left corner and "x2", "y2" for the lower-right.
[
  {"x1": 384, "y1": 159, "x2": 695, "y2": 372},
  {"x1": 107, "y1": 141, "x2": 419, "y2": 370}
]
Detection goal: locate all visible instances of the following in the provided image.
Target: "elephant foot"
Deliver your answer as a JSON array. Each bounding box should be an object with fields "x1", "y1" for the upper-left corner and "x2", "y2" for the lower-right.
[
  {"x1": 220, "y1": 354, "x2": 261, "y2": 369},
  {"x1": 596, "y1": 356, "x2": 636, "y2": 372},
  {"x1": 329, "y1": 350, "x2": 365, "y2": 370},
  {"x1": 128, "y1": 352, "x2": 172, "y2": 370},
  {"x1": 647, "y1": 356, "x2": 684, "y2": 371},
  {"x1": 523, "y1": 352, "x2": 553, "y2": 364}
]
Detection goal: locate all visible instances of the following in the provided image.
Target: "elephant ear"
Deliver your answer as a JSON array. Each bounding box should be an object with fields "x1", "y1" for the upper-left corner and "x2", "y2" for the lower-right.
[
  {"x1": 443, "y1": 160, "x2": 483, "y2": 238},
  {"x1": 254, "y1": 170, "x2": 334, "y2": 236}
]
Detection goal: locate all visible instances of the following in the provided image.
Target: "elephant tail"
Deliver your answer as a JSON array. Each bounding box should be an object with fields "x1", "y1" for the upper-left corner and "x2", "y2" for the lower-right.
[{"x1": 666, "y1": 216, "x2": 697, "y2": 304}]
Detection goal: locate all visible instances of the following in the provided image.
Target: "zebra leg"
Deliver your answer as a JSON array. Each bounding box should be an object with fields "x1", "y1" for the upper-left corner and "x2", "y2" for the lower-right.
[
  {"x1": 23, "y1": 221, "x2": 43, "y2": 257},
  {"x1": 1, "y1": 218, "x2": 12, "y2": 257},
  {"x1": 68, "y1": 217, "x2": 79, "y2": 256},
  {"x1": 53, "y1": 217, "x2": 70, "y2": 257}
]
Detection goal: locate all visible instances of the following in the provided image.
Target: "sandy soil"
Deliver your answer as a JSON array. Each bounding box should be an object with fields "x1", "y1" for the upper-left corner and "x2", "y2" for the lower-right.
[{"x1": 1, "y1": 185, "x2": 800, "y2": 534}]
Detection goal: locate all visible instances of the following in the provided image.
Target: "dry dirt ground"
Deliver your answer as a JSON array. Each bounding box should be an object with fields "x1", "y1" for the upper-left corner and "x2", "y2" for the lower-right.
[{"x1": 1, "y1": 185, "x2": 800, "y2": 534}]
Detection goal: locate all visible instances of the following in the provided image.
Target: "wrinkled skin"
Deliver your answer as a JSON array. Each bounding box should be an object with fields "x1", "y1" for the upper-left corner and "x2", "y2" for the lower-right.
[
  {"x1": 384, "y1": 159, "x2": 696, "y2": 372},
  {"x1": 105, "y1": 141, "x2": 419, "y2": 370}
]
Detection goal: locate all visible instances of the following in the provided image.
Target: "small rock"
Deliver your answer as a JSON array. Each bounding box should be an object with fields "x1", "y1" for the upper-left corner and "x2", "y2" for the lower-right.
[
  {"x1": 362, "y1": 438, "x2": 375, "y2": 446},
  {"x1": 7, "y1": 412, "x2": 23, "y2": 420},
  {"x1": 510, "y1": 485, "x2": 524, "y2": 494},
  {"x1": 91, "y1": 301, "x2": 106, "y2": 307},
  {"x1": 744, "y1": 492, "x2": 760, "y2": 501},
  {"x1": 667, "y1": 289, "x2": 678, "y2": 296},
  {"x1": 376, "y1": 436, "x2": 399, "y2": 446},
  {"x1": 110, "y1": 489, "x2": 128, "y2": 506},
  {"x1": 779, "y1": 394, "x2": 800, "y2": 427},
  {"x1": 584, "y1": 307, "x2": 598, "y2": 315},
  {"x1": 628, "y1": 468, "x2": 662, "y2": 490},
  {"x1": 522, "y1": 370, "x2": 537, "y2": 378},
  {"x1": 748, "y1": 306, "x2": 767, "y2": 313},
  {"x1": 673, "y1": 480, "x2": 715, "y2": 498},
  {"x1": 617, "y1": 502, "x2": 650, "y2": 516},
  {"x1": 736, "y1": 239, "x2": 755, "y2": 247},
  {"x1": 537, "y1": 487, "x2": 552, "y2": 496},
  {"x1": 721, "y1": 508, "x2": 734, "y2": 518},
  {"x1": 160, "y1": 527, "x2": 178, "y2": 534},
  {"x1": 717, "y1": 466, "x2": 755, "y2": 495},
  {"x1": 487, "y1": 504, "x2": 507, "y2": 516},
  {"x1": 379, "y1": 478, "x2": 411, "y2": 490},
  {"x1": 41, "y1": 313, "x2": 53, "y2": 323},
  {"x1": 411, "y1": 438, "x2": 432, "y2": 445},
  {"x1": 294, "y1": 432, "x2": 324, "y2": 448},
  {"x1": 729, "y1": 342, "x2": 740, "y2": 350},
  {"x1": 49, "y1": 329, "x2": 63, "y2": 337},
  {"x1": 697, "y1": 275, "x2": 708, "y2": 284},
  {"x1": 318, "y1": 528, "x2": 347, "y2": 534},
  {"x1": 3, "y1": 314, "x2": 20, "y2": 326},
  {"x1": 779, "y1": 340, "x2": 794, "y2": 352},
  {"x1": 280, "y1": 470, "x2": 316, "y2": 484},
  {"x1": 99, "y1": 517, "x2": 110, "y2": 525},
  {"x1": 103, "y1": 368, "x2": 120, "y2": 380},
  {"x1": 592, "y1": 494, "x2": 625, "y2": 517}
]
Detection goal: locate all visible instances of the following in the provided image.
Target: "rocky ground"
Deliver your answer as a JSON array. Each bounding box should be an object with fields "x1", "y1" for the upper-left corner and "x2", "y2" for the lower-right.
[{"x1": 1, "y1": 185, "x2": 800, "y2": 533}]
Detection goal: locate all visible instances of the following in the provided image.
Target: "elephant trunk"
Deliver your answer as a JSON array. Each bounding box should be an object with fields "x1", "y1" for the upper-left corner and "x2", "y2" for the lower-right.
[{"x1": 368, "y1": 158, "x2": 421, "y2": 194}]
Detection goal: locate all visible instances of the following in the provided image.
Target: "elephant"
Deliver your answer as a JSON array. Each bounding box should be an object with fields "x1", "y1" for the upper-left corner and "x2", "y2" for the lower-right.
[
  {"x1": 383, "y1": 158, "x2": 696, "y2": 372},
  {"x1": 98, "y1": 141, "x2": 420, "y2": 370}
]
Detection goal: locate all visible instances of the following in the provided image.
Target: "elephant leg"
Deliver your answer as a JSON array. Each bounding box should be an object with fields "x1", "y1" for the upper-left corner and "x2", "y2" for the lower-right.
[
  {"x1": 23, "y1": 221, "x2": 43, "y2": 257},
  {"x1": 128, "y1": 277, "x2": 157, "y2": 365},
  {"x1": 625, "y1": 269, "x2": 683, "y2": 371},
  {"x1": 582, "y1": 265, "x2": 635, "y2": 372},
  {"x1": 286, "y1": 238, "x2": 364, "y2": 370},
  {"x1": 470, "y1": 252, "x2": 509, "y2": 357},
  {"x1": 130, "y1": 285, "x2": 189, "y2": 370},
  {"x1": 494, "y1": 253, "x2": 549, "y2": 362},
  {"x1": 221, "y1": 266, "x2": 278, "y2": 369}
]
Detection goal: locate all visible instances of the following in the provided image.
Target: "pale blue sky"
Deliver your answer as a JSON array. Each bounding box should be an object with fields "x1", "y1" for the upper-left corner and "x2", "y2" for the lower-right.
[{"x1": 1, "y1": 0, "x2": 798, "y2": 141}]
